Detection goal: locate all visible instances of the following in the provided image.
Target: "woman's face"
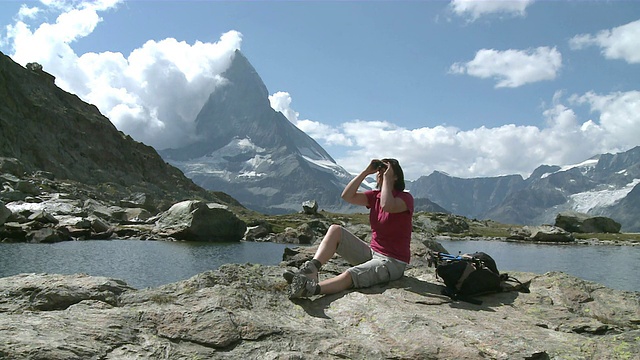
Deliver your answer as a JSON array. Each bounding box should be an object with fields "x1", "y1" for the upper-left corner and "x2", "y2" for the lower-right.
[
  {"x1": 376, "y1": 168, "x2": 385, "y2": 189},
  {"x1": 376, "y1": 159, "x2": 401, "y2": 190}
]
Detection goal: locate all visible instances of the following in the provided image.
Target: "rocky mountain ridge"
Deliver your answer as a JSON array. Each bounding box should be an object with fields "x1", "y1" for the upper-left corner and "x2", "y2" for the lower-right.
[
  {"x1": 408, "y1": 146, "x2": 640, "y2": 232},
  {"x1": 160, "y1": 51, "x2": 356, "y2": 214},
  {"x1": 0, "y1": 51, "x2": 223, "y2": 212}
]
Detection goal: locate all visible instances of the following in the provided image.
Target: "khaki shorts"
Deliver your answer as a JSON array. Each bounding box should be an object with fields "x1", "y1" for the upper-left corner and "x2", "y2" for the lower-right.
[{"x1": 336, "y1": 227, "x2": 406, "y2": 288}]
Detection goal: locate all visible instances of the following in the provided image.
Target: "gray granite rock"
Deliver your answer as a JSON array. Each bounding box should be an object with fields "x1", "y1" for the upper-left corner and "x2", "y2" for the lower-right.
[{"x1": 1, "y1": 259, "x2": 637, "y2": 359}]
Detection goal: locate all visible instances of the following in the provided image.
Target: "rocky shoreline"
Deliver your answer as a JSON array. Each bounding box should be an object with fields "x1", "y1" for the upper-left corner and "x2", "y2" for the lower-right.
[
  {"x1": 1, "y1": 159, "x2": 248, "y2": 244},
  {"x1": 3, "y1": 157, "x2": 639, "y2": 247},
  {"x1": 1, "y1": 245, "x2": 638, "y2": 359},
  {"x1": 434, "y1": 234, "x2": 640, "y2": 247}
]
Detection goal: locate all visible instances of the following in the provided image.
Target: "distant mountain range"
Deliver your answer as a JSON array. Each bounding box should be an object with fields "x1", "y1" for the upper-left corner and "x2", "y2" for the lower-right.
[{"x1": 407, "y1": 146, "x2": 640, "y2": 232}]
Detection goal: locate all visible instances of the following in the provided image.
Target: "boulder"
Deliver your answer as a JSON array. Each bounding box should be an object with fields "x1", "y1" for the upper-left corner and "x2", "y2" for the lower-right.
[
  {"x1": 0, "y1": 200, "x2": 11, "y2": 225},
  {"x1": 120, "y1": 192, "x2": 155, "y2": 212},
  {"x1": 244, "y1": 224, "x2": 270, "y2": 241},
  {"x1": 0, "y1": 221, "x2": 27, "y2": 242},
  {"x1": 123, "y1": 207, "x2": 152, "y2": 223},
  {"x1": 0, "y1": 273, "x2": 133, "y2": 312},
  {"x1": 510, "y1": 225, "x2": 575, "y2": 242},
  {"x1": 27, "y1": 227, "x2": 64, "y2": 243},
  {"x1": 28, "y1": 210, "x2": 59, "y2": 224},
  {"x1": 153, "y1": 200, "x2": 246, "y2": 242},
  {"x1": 555, "y1": 211, "x2": 621, "y2": 233},
  {"x1": 15, "y1": 180, "x2": 41, "y2": 196},
  {"x1": 0, "y1": 157, "x2": 25, "y2": 176},
  {"x1": 83, "y1": 199, "x2": 123, "y2": 221},
  {"x1": 295, "y1": 222, "x2": 316, "y2": 244},
  {"x1": 26, "y1": 62, "x2": 56, "y2": 83},
  {"x1": 90, "y1": 217, "x2": 111, "y2": 233},
  {"x1": 0, "y1": 263, "x2": 637, "y2": 359},
  {"x1": 6, "y1": 196, "x2": 85, "y2": 219},
  {"x1": 0, "y1": 189, "x2": 27, "y2": 202},
  {"x1": 302, "y1": 200, "x2": 318, "y2": 215}
]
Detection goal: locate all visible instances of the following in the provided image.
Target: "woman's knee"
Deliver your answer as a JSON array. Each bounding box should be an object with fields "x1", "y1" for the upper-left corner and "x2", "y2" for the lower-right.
[
  {"x1": 327, "y1": 224, "x2": 343, "y2": 234},
  {"x1": 326, "y1": 224, "x2": 343, "y2": 241}
]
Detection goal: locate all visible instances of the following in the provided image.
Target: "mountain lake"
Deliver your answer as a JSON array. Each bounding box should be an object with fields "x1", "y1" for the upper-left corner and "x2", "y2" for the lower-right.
[{"x1": 0, "y1": 239, "x2": 638, "y2": 292}]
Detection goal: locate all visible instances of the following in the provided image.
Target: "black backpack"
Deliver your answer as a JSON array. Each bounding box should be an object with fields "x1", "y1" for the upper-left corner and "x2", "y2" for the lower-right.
[{"x1": 428, "y1": 251, "x2": 529, "y2": 304}]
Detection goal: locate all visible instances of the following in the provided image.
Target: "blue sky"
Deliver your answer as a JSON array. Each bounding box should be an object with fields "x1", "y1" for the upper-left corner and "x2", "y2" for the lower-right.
[{"x1": 1, "y1": 1, "x2": 639, "y2": 181}]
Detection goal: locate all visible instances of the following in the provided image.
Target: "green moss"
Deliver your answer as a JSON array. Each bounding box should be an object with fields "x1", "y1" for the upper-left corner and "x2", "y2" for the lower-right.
[
  {"x1": 612, "y1": 341, "x2": 633, "y2": 360},
  {"x1": 149, "y1": 293, "x2": 176, "y2": 304}
]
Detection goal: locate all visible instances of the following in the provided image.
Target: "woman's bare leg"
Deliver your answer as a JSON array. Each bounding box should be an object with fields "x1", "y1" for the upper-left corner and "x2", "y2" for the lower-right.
[
  {"x1": 313, "y1": 224, "x2": 343, "y2": 265},
  {"x1": 318, "y1": 271, "x2": 353, "y2": 295}
]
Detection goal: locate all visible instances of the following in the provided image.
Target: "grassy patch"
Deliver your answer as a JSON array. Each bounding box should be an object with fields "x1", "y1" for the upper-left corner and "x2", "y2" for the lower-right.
[
  {"x1": 149, "y1": 293, "x2": 177, "y2": 304},
  {"x1": 240, "y1": 209, "x2": 640, "y2": 244},
  {"x1": 241, "y1": 211, "x2": 371, "y2": 234}
]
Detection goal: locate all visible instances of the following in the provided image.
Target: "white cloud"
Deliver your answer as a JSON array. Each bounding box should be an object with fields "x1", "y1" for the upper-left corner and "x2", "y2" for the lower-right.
[
  {"x1": 274, "y1": 90, "x2": 638, "y2": 181},
  {"x1": 569, "y1": 19, "x2": 640, "y2": 64},
  {"x1": 569, "y1": 90, "x2": 640, "y2": 149},
  {"x1": 17, "y1": 5, "x2": 40, "y2": 19},
  {"x1": 450, "y1": 0, "x2": 534, "y2": 21},
  {"x1": 269, "y1": 91, "x2": 353, "y2": 146},
  {"x1": 269, "y1": 91, "x2": 299, "y2": 123},
  {"x1": 450, "y1": 47, "x2": 562, "y2": 88},
  {"x1": 2, "y1": 0, "x2": 242, "y2": 150}
]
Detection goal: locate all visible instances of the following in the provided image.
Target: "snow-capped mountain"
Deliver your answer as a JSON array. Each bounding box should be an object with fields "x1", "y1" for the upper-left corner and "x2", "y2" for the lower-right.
[
  {"x1": 160, "y1": 51, "x2": 355, "y2": 214},
  {"x1": 157, "y1": 50, "x2": 639, "y2": 228},
  {"x1": 408, "y1": 146, "x2": 640, "y2": 232}
]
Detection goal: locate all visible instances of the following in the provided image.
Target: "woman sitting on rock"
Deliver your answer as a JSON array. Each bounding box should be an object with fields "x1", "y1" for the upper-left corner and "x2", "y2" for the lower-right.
[{"x1": 285, "y1": 158, "x2": 414, "y2": 299}]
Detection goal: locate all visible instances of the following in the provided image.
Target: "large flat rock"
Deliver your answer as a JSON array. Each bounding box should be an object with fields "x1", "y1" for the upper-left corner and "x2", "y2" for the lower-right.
[{"x1": 0, "y1": 262, "x2": 638, "y2": 359}]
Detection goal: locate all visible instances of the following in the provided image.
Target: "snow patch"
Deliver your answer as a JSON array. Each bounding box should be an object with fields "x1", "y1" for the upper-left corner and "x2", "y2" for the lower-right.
[
  {"x1": 570, "y1": 178, "x2": 640, "y2": 213},
  {"x1": 298, "y1": 146, "x2": 327, "y2": 161},
  {"x1": 238, "y1": 171, "x2": 265, "y2": 178},
  {"x1": 302, "y1": 155, "x2": 336, "y2": 171},
  {"x1": 301, "y1": 155, "x2": 351, "y2": 180},
  {"x1": 541, "y1": 159, "x2": 598, "y2": 179},
  {"x1": 168, "y1": 137, "x2": 273, "y2": 179},
  {"x1": 5, "y1": 198, "x2": 82, "y2": 215}
]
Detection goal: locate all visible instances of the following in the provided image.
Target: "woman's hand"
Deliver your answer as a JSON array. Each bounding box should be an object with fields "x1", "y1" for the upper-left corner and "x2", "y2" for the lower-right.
[
  {"x1": 382, "y1": 160, "x2": 395, "y2": 180},
  {"x1": 367, "y1": 159, "x2": 384, "y2": 175}
]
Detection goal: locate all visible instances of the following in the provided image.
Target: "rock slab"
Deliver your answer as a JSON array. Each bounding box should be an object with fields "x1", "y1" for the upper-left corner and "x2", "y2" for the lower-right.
[{"x1": 1, "y1": 261, "x2": 638, "y2": 359}]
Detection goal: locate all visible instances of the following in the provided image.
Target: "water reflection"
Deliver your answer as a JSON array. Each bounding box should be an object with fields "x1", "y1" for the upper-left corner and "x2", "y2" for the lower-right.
[
  {"x1": 437, "y1": 239, "x2": 639, "y2": 292},
  {"x1": 0, "y1": 240, "x2": 291, "y2": 289},
  {"x1": 0, "y1": 239, "x2": 637, "y2": 292}
]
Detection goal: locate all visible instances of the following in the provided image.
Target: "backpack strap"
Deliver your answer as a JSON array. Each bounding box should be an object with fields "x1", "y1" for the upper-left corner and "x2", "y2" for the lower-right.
[
  {"x1": 441, "y1": 287, "x2": 483, "y2": 305},
  {"x1": 499, "y1": 273, "x2": 531, "y2": 293},
  {"x1": 455, "y1": 261, "x2": 477, "y2": 290}
]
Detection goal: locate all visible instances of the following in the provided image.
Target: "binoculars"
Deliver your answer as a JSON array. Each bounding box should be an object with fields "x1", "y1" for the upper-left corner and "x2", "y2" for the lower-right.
[{"x1": 372, "y1": 160, "x2": 387, "y2": 170}]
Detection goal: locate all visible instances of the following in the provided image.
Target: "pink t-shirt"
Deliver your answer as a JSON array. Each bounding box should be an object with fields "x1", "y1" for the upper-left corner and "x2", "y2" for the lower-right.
[{"x1": 365, "y1": 189, "x2": 414, "y2": 263}]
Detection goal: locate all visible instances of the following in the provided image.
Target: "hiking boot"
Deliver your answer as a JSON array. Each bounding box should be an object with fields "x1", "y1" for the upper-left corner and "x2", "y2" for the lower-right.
[
  {"x1": 288, "y1": 273, "x2": 319, "y2": 299},
  {"x1": 283, "y1": 260, "x2": 319, "y2": 284}
]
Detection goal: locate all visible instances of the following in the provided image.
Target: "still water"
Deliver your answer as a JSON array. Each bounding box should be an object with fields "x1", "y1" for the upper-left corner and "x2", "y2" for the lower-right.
[
  {"x1": 0, "y1": 239, "x2": 638, "y2": 292},
  {"x1": 0, "y1": 240, "x2": 291, "y2": 289},
  {"x1": 437, "y1": 239, "x2": 639, "y2": 292}
]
